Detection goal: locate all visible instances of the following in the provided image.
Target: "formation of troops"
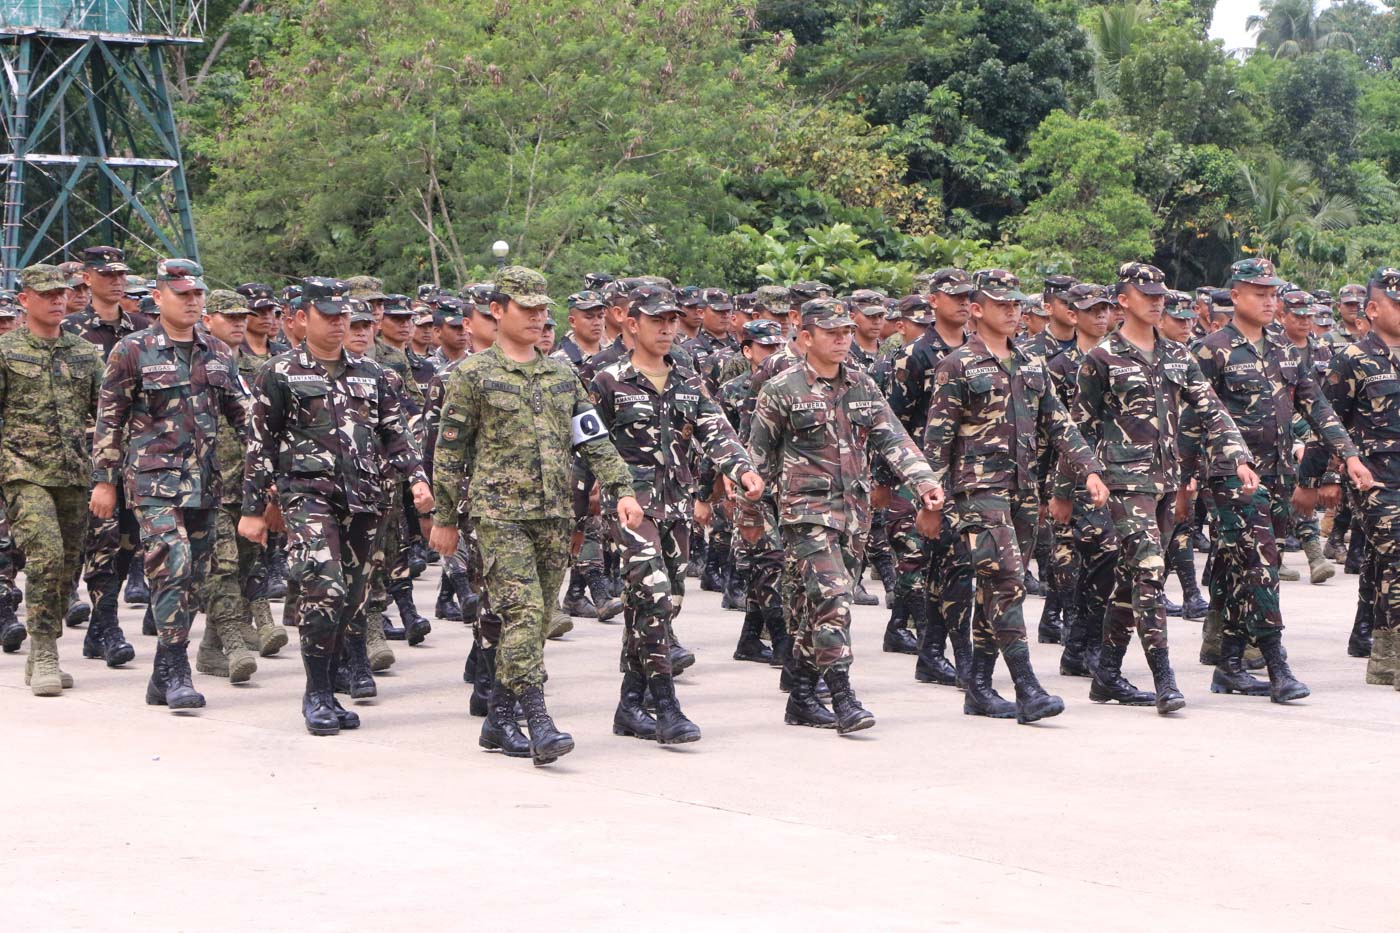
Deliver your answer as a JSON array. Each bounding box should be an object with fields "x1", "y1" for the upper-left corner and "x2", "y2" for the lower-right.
[{"x1": 3, "y1": 245, "x2": 1399, "y2": 766}]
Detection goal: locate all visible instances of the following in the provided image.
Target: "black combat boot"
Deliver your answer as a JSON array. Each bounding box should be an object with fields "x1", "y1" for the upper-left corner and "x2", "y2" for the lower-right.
[
  {"x1": 1089, "y1": 641, "x2": 1156, "y2": 705},
  {"x1": 649, "y1": 674, "x2": 702, "y2": 744},
  {"x1": 336, "y1": 633, "x2": 377, "y2": 699},
  {"x1": 479, "y1": 681, "x2": 531, "y2": 756},
  {"x1": 301, "y1": 652, "x2": 340, "y2": 736},
  {"x1": 947, "y1": 617, "x2": 972, "y2": 689},
  {"x1": 1348, "y1": 600, "x2": 1374, "y2": 658},
  {"x1": 701, "y1": 539, "x2": 726, "y2": 592},
  {"x1": 82, "y1": 605, "x2": 135, "y2": 667},
  {"x1": 823, "y1": 666, "x2": 875, "y2": 734},
  {"x1": 853, "y1": 577, "x2": 879, "y2": 606},
  {"x1": 1176, "y1": 548, "x2": 1208, "y2": 620},
  {"x1": 1058, "y1": 601, "x2": 1091, "y2": 677},
  {"x1": 265, "y1": 541, "x2": 289, "y2": 599},
  {"x1": 764, "y1": 609, "x2": 790, "y2": 669},
  {"x1": 1259, "y1": 636, "x2": 1309, "y2": 703},
  {"x1": 612, "y1": 670, "x2": 657, "y2": 740},
  {"x1": 962, "y1": 650, "x2": 1016, "y2": 718},
  {"x1": 65, "y1": 590, "x2": 90, "y2": 628},
  {"x1": 141, "y1": 604, "x2": 156, "y2": 637},
  {"x1": 518, "y1": 684, "x2": 574, "y2": 765},
  {"x1": 0, "y1": 588, "x2": 24, "y2": 653},
  {"x1": 784, "y1": 662, "x2": 836, "y2": 728},
  {"x1": 1210, "y1": 633, "x2": 1270, "y2": 696},
  {"x1": 721, "y1": 561, "x2": 747, "y2": 611},
  {"x1": 560, "y1": 570, "x2": 596, "y2": 618},
  {"x1": 1037, "y1": 587, "x2": 1063, "y2": 644},
  {"x1": 1324, "y1": 527, "x2": 1346, "y2": 562},
  {"x1": 123, "y1": 560, "x2": 150, "y2": 605},
  {"x1": 468, "y1": 645, "x2": 491, "y2": 716},
  {"x1": 882, "y1": 593, "x2": 918, "y2": 654},
  {"x1": 686, "y1": 530, "x2": 706, "y2": 579},
  {"x1": 872, "y1": 551, "x2": 897, "y2": 608},
  {"x1": 434, "y1": 578, "x2": 462, "y2": 621},
  {"x1": 1192, "y1": 527, "x2": 1211, "y2": 553},
  {"x1": 1023, "y1": 567, "x2": 1044, "y2": 598},
  {"x1": 914, "y1": 599, "x2": 958, "y2": 685},
  {"x1": 586, "y1": 569, "x2": 624, "y2": 621},
  {"x1": 1345, "y1": 530, "x2": 1364, "y2": 575},
  {"x1": 380, "y1": 611, "x2": 406, "y2": 640},
  {"x1": 1145, "y1": 646, "x2": 1185, "y2": 713},
  {"x1": 733, "y1": 608, "x2": 773, "y2": 663},
  {"x1": 668, "y1": 638, "x2": 696, "y2": 675},
  {"x1": 145, "y1": 642, "x2": 205, "y2": 710},
  {"x1": 389, "y1": 588, "x2": 430, "y2": 645},
  {"x1": 1002, "y1": 644, "x2": 1065, "y2": 724}
]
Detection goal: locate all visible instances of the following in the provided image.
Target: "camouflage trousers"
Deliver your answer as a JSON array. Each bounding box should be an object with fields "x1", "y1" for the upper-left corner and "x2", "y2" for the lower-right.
[
  {"x1": 364, "y1": 482, "x2": 412, "y2": 623},
  {"x1": 475, "y1": 516, "x2": 572, "y2": 691},
  {"x1": 1274, "y1": 479, "x2": 1320, "y2": 544},
  {"x1": 925, "y1": 501, "x2": 974, "y2": 649},
  {"x1": 82, "y1": 485, "x2": 141, "y2": 615},
  {"x1": 1355, "y1": 487, "x2": 1400, "y2": 633},
  {"x1": 781, "y1": 523, "x2": 863, "y2": 672},
  {"x1": 283, "y1": 494, "x2": 377, "y2": 656},
  {"x1": 866, "y1": 505, "x2": 892, "y2": 570},
  {"x1": 134, "y1": 504, "x2": 215, "y2": 647},
  {"x1": 611, "y1": 515, "x2": 687, "y2": 677},
  {"x1": 203, "y1": 505, "x2": 262, "y2": 635},
  {"x1": 738, "y1": 496, "x2": 784, "y2": 617},
  {"x1": 0, "y1": 506, "x2": 21, "y2": 585},
  {"x1": 954, "y1": 490, "x2": 1037, "y2": 654},
  {"x1": 456, "y1": 514, "x2": 501, "y2": 649},
  {"x1": 1205, "y1": 476, "x2": 1283, "y2": 641},
  {"x1": 1049, "y1": 496, "x2": 1119, "y2": 633},
  {"x1": 886, "y1": 492, "x2": 932, "y2": 608},
  {"x1": 1104, "y1": 492, "x2": 1170, "y2": 651},
  {"x1": 5, "y1": 482, "x2": 87, "y2": 639},
  {"x1": 572, "y1": 513, "x2": 606, "y2": 577}
]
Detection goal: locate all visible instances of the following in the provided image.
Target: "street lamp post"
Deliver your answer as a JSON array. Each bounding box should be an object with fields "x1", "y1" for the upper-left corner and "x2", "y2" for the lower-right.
[{"x1": 492, "y1": 240, "x2": 510, "y2": 269}]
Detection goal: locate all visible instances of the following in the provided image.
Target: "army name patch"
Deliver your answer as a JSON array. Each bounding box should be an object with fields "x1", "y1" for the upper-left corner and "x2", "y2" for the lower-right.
[
  {"x1": 346, "y1": 376, "x2": 376, "y2": 385},
  {"x1": 618, "y1": 394, "x2": 650, "y2": 404},
  {"x1": 675, "y1": 393, "x2": 700, "y2": 402},
  {"x1": 792, "y1": 401, "x2": 828, "y2": 411},
  {"x1": 848, "y1": 400, "x2": 882, "y2": 410}
]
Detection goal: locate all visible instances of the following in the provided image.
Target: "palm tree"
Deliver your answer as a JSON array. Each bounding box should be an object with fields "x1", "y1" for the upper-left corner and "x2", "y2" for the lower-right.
[
  {"x1": 1240, "y1": 155, "x2": 1357, "y2": 253},
  {"x1": 1246, "y1": 0, "x2": 1356, "y2": 59},
  {"x1": 1084, "y1": 2, "x2": 1152, "y2": 99}
]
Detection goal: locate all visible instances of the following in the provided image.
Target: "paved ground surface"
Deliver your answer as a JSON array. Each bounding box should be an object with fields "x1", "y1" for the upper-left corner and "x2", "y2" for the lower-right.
[{"x1": 3, "y1": 552, "x2": 1398, "y2": 932}]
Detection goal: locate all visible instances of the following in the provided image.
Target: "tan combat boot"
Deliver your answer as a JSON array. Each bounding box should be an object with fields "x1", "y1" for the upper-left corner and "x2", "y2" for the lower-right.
[
  {"x1": 366, "y1": 612, "x2": 395, "y2": 672},
  {"x1": 26, "y1": 634, "x2": 64, "y2": 696},
  {"x1": 547, "y1": 609, "x2": 574, "y2": 640},
  {"x1": 1277, "y1": 561, "x2": 1300, "y2": 582},
  {"x1": 215, "y1": 616, "x2": 257, "y2": 684},
  {"x1": 1302, "y1": 539, "x2": 1335, "y2": 585},
  {"x1": 196, "y1": 620, "x2": 230, "y2": 677},
  {"x1": 250, "y1": 597, "x2": 288, "y2": 657},
  {"x1": 1367, "y1": 629, "x2": 1395, "y2": 686}
]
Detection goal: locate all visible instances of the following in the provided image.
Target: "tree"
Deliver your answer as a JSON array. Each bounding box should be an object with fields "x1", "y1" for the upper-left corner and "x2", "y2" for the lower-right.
[
  {"x1": 1115, "y1": 22, "x2": 1254, "y2": 146},
  {"x1": 1266, "y1": 50, "x2": 1363, "y2": 191},
  {"x1": 1247, "y1": 0, "x2": 1357, "y2": 59},
  {"x1": 1239, "y1": 155, "x2": 1357, "y2": 255},
  {"x1": 1084, "y1": 1, "x2": 1152, "y2": 99}
]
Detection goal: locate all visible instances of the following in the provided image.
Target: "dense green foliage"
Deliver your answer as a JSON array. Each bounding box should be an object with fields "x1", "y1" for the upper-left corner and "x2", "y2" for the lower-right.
[{"x1": 174, "y1": 0, "x2": 1400, "y2": 293}]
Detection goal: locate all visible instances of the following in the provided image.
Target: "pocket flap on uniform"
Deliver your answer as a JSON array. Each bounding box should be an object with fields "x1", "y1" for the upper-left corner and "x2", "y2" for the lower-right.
[{"x1": 1105, "y1": 442, "x2": 1153, "y2": 463}]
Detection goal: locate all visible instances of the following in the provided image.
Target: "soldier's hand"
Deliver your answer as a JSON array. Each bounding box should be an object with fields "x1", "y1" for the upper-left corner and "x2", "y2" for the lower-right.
[
  {"x1": 411, "y1": 481, "x2": 434, "y2": 515},
  {"x1": 914, "y1": 507, "x2": 941, "y2": 538},
  {"x1": 429, "y1": 524, "x2": 458, "y2": 557},
  {"x1": 919, "y1": 487, "x2": 944, "y2": 512},
  {"x1": 739, "y1": 471, "x2": 764, "y2": 501},
  {"x1": 238, "y1": 514, "x2": 267, "y2": 546},
  {"x1": 617, "y1": 495, "x2": 644, "y2": 530},
  {"x1": 264, "y1": 499, "x2": 286, "y2": 534},
  {"x1": 738, "y1": 522, "x2": 763, "y2": 545},
  {"x1": 1048, "y1": 496, "x2": 1072, "y2": 524},
  {"x1": 1318, "y1": 483, "x2": 1341, "y2": 510},
  {"x1": 1345, "y1": 456, "x2": 1375, "y2": 492},
  {"x1": 694, "y1": 499, "x2": 712, "y2": 528},
  {"x1": 871, "y1": 484, "x2": 892, "y2": 510},
  {"x1": 1290, "y1": 486, "x2": 1319, "y2": 517},
  {"x1": 1236, "y1": 463, "x2": 1260, "y2": 494},
  {"x1": 89, "y1": 481, "x2": 116, "y2": 519},
  {"x1": 1085, "y1": 474, "x2": 1109, "y2": 508},
  {"x1": 1174, "y1": 487, "x2": 1193, "y2": 523}
]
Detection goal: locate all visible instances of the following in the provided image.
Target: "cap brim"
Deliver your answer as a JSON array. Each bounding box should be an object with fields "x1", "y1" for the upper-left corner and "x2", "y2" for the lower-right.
[
  {"x1": 636, "y1": 305, "x2": 681, "y2": 316},
  {"x1": 508, "y1": 293, "x2": 553, "y2": 309},
  {"x1": 1233, "y1": 276, "x2": 1284, "y2": 287},
  {"x1": 569, "y1": 302, "x2": 606, "y2": 312},
  {"x1": 212, "y1": 308, "x2": 253, "y2": 316},
  {"x1": 709, "y1": 302, "x2": 734, "y2": 311},
  {"x1": 350, "y1": 291, "x2": 388, "y2": 301},
  {"x1": 165, "y1": 278, "x2": 206, "y2": 293},
  {"x1": 1126, "y1": 282, "x2": 1167, "y2": 296},
  {"x1": 937, "y1": 284, "x2": 976, "y2": 296},
  {"x1": 90, "y1": 263, "x2": 131, "y2": 274},
  {"x1": 983, "y1": 288, "x2": 1028, "y2": 301},
  {"x1": 1072, "y1": 299, "x2": 1113, "y2": 312},
  {"x1": 309, "y1": 300, "x2": 349, "y2": 315},
  {"x1": 811, "y1": 317, "x2": 856, "y2": 329}
]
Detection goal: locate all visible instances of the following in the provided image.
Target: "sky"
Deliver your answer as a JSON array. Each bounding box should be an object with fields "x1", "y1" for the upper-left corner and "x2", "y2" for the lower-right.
[{"x1": 1208, "y1": 0, "x2": 1381, "y2": 53}]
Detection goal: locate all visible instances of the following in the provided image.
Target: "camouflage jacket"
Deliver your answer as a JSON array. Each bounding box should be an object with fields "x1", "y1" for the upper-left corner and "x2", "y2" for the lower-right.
[
  {"x1": 683, "y1": 330, "x2": 738, "y2": 394},
  {"x1": 406, "y1": 348, "x2": 437, "y2": 403},
  {"x1": 215, "y1": 348, "x2": 263, "y2": 507},
  {"x1": 1040, "y1": 342, "x2": 1087, "y2": 491},
  {"x1": 551, "y1": 333, "x2": 594, "y2": 369},
  {"x1": 1017, "y1": 327, "x2": 1077, "y2": 362},
  {"x1": 432, "y1": 345, "x2": 634, "y2": 524},
  {"x1": 242, "y1": 347, "x2": 425, "y2": 516},
  {"x1": 368, "y1": 339, "x2": 425, "y2": 413},
  {"x1": 1325, "y1": 328, "x2": 1361, "y2": 349},
  {"x1": 1301, "y1": 331, "x2": 1400, "y2": 488},
  {"x1": 428, "y1": 347, "x2": 469, "y2": 372},
  {"x1": 0, "y1": 328, "x2": 102, "y2": 487},
  {"x1": 1071, "y1": 329, "x2": 1248, "y2": 495},
  {"x1": 747, "y1": 360, "x2": 936, "y2": 534},
  {"x1": 924, "y1": 335, "x2": 1101, "y2": 497},
  {"x1": 887, "y1": 327, "x2": 966, "y2": 447},
  {"x1": 590, "y1": 353, "x2": 753, "y2": 522},
  {"x1": 1185, "y1": 323, "x2": 1355, "y2": 480},
  {"x1": 718, "y1": 368, "x2": 761, "y2": 441},
  {"x1": 62, "y1": 307, "x2": 151, "y2": 362},
  {"x1": 93, "y1": 322, "x2": 247, "y2": 508}
]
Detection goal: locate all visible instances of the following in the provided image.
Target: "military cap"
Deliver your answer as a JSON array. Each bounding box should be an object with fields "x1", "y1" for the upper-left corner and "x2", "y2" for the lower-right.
[
  {"x1": 801, "y1": 297, "x2": 854, "y2": 329},
  {"x1": 974, "y1": 269, "x2": 1027, "y2": 301},
  {"x1": 1194, "y1": 285, "x2": 1216, "y2": 300},
  {"x1": 345, "y1": 275, "x2": 387, "y2": 301},
  {"x1": 701, "y1": 287, "x2": 733, "y2": 311},
  {"x1": 436, "y1": 296, "x2": 468, "y2": 324},
  {"x1": 382, "y1": 294, "x2": 414, "y2": 316},
  {"x1": 348, "y1": 303, "x2": 376, "y2": 325},
  {"x1": 618, "y1": 275, "x2": 675, "y2": 292},
  {"x1": 299, "y1": 276, "x2": 351, "y2": 314},
  {"x1": 1117, "y1": 261, "x2": 1168, "y2": 295},
  {"x1": 896, "y1": 294, "x2": 936, "y2": 324},
  {"x1": 1281, "y1": 290, "x2": 1314, "y2": 315},
  {"x1": 752, "y1": 284, "x2": 790, "y2": 311},
  {"x1": 912, "y1": 272, "x2": 935, "y2": 295},
  {"x1": 462, "y1": 282, "x2": 497, "y2": 306},
  {"x1": 236, "y1": 282, "x2": 278, "y2": 311},
  {"x1": 1313, "y1": 311, "x2": 1334, "y2": 326},
  {"x1": 676, "y1": 285, "x2": 705, "y2": 307},
  {"x1": 1165, "y1": 293, "x2": 1196, "y2": 320},
  {"x1": 412, "y1": 310, "x2": 435, "y2": 327},
  {"x1": 847, "y1": 288, "x2": 887, "y2": 314},
  {"x1": 1210, "y1": 288, "x2": 1234, "y2": 312},
  {"x1": 139, "y1": 295, "x2": 159, "y2": 316},
  {"x1": 930, "y1": 268, "x2": 976, "y2": 296},
  {"x1": 124, "y1": 275, "x2": 151, "y2": 297},
  {"x1": 1042, "y1": 274, "x2": 1079, "y2": 302},
  {"x1": 1024, "y1": 296, "x2": 1049, "y2": 317},
  {"x1": 543, "y1": 317, "x2": 557, "y2": 330},
  {"x1": 205, "y1": 289, "x2": 252, "y2": 315},
  {"x1": 1338, "y1": 284, "x2": 1365, "y2": 305},
  {"x1": 1311, "y1": 287, "x2": 1334, "y2": 305},
  {"x1": 156, "y1": 258, "x2": 207, "y2": 293},
  {"x1": 19, "y1": 263, "x2": 68, "y2": 292},
  {"x1": 884, "y1": 298, "x2": 902, "y2": 322},
  {"x1": 494, "y1": 265, "x2": 553, "y2": 308},
  {"x1": 566, "y1": 290, "x2": 607, "y2": 312},
  {"x1": 583, "y1": 272, "x2": 615, "y2": 291},
  {"x1": 789, "y1": 280, "x2": 833, "y2": 303},
  {"x1": 81, "y1": 245, "x2": 129, "y2": 273},
  {"x1": 1370, "y1": 267, "x2": 1400, "y2": 302},
  {"x1": 628, "y1": 285, "x2": 680, "y2": 317},
  {"x1": 416, "y1": 283, "x2": 440, "y2": 302},
  {"x1": 59, "y1": 261, "x2": 86, "y2": 287},
  {"x1": 0, "y1": 294, "x2": 17, "y2": 318},
  {"x1": 741, "y1": 319, "x2": 785, "y2": 346},
  {"x1": 1068, "y1": 283, "x2": 1113, "y2": 311},
  {"x1": 733, "y1": 292, "x2": 756, "y2": 312},
  {"x1": 280, "y1": 284, "x2": 303, "y2": 304},
  {"x1": 1227, "y1": 257, "x2": 1284, "y2": 287}
]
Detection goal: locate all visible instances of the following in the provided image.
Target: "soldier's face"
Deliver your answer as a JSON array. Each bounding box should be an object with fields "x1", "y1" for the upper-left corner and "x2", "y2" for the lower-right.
[
  {"x1": 853, "y1": 308, "x2": 883, "y2": 342},
  {"x1": 301, "y1": 307, "x2": 347, "y2": 353},
  {"x1": 569, "y1": 308, "x2": 605, "y2": 344},
  {"x1": 437, "y1": 321, "x2": 467, "y2": 353},
  {"x1": 743, "y1": 342, "x2": 778, "y2": 367},
  {"x1": 971, "y1": 297, "x2": 1020, "y2": 339},
  {"x1": 494, "y1": 299, "x2": 548, "y2": 347},
  {"x1": 18, "y1": 287, "x2": 68, "y2": 329},
  {"x1": 537, "y1": 327, "x2": 556, "y2": 353},
  {"x1": 84, "y1": 268, "x2": 125, "y2": 305},
  {"x1": 799, "y1": 324, "x2": 853, "y2": 367},
  {"x1": 283, "y1": 310, "x2": 307, "y2": 342},
  {"x1": 1160, "y1": 315, "x2": 1191, "y2": 342},
  {"x1": 1047, "y1": 296, "x2": 1076, "y2": 331},
  {"x1": 247, "y1": 306, "x2": 276, "y2": 337},
  {"x1": 1024, "y1": 313, "x2": 1047, "y2": 334},
  {"x1": 701, "y1": 306, "x2": 731, "y2": 337},
  {"x1": 203, "y1": 311, "x2": 248, "y2": 347},
  {"x1": 154, "y1": 285, "x2": 205, "y2": 331},
  {"x1": 627, "y1": 310, "x2": 679, "y2": 356},
  {"x1": 1118, "y1": 286, "x2": 1163, "y2": 328},
  {"x1": 381, "y1": 313, "x2": 413, "y2": 344},
  {"x1": 1230, "y1": 282, "x2": 1278, "y2": 328},
  {"x1": 1339, "y1": 300, "x2": 1361, "y2": 325},
  {"x1": 1367, "y1": 294, "x2": 1400, "y2": 341},
  {"x1": 66, "y1": 284, "x2": 90, "y2": 312},
  {"x1": 472, "y1": 308, "x2": 501, "y2": 348},
  {"x1": 1077, "y1": 305, "x2": 1111, "y2": 340},
  {"x1": 345, "y1": 321, "x2": 373, "y2": 354},
  {"x1": 0, "y1": 316, "x2": 17, "y2": 335},
  {"x1": 1282, "y1": 311, "x2": 1312, "y2": 343},
  {"x1": 932, "y1": 291, "x2": 971, "y2": 328}
]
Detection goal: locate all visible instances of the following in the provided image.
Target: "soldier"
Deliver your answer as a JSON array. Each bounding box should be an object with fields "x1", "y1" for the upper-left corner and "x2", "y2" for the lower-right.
[
  {"x1": 554, "y1": 290, "x2": 608, "y2": 367},
  {"x1": 591, "y1": 285, "x2": 763, "y2": 744},
  {"x1": 1, "y1": 264, "x2": 105, "y2": 693},
  {"x1": 430, "y1": 297, "x2": 471, "y2": 368},
  {"x1": 60, "y1": 261, "x2": 90, "y2": 315},
  {"x1": 682, "y1": 288, "x2": 737, "y2": 393},
  {"x1": 1329, "y1": 284, "x2": 1367, "y2": 346},
  {"x1": 743, "y1": 298, "x2": 944, "y2": 735},
  {"x1": 845, "y1": 289, "x2": 887, "y2": 371},
  {"x1": 1277, "y1": 289, "x2": 1338, "y2": 585},
  {"x1": 1021, "y1": 297, "x2": 1048, "y2": 338},
  {"x1": 1072, "y1": 262, "x2": 1256, "y2": 715},
  {"x1": 430, "y1": 265, "x2": 641, "y2": 766},
  {"x1": 90, "y1": 259, "x2": 248, "y2": 711},
  {"x1": 537, "y1": 317, "x2": 557, "y2": 355},
  {"x1": 0, "y1": 296, "x2": 19, "y2": 336},
  {"x1": 239, "y1": 278, "x2": 431, "y2": 735}
]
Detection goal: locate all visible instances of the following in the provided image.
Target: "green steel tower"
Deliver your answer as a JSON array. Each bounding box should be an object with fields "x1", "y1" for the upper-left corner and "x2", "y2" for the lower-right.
[{"x1": 0, "y1": 2, "x2": 204, "y2": 287}]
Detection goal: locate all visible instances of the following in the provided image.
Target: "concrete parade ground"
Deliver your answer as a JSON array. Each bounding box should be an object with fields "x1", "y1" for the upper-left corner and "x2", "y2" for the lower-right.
[{"x1": 3, "y1": 553, "x2": 1398, "y2": 932}]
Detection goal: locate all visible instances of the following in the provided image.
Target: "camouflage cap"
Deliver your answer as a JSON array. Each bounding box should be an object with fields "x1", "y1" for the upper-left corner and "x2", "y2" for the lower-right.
[
  {"x1": 847, "y1": 288, "x2": 888, "y2": 314},
  {"x1": 124, "y1": 274, "x2": 151, "y2": 297},
  {"x1": 1067, "y1": 283, "x2": 1113, "y2": 311},
  {"x1": 382, "y1": 294, "x2": 414, "y2": 316},
  {"x1": 348, "y1": 302, "x2": 376, "y2": 325},
  {"x1": 1211, "y1": 288, "x2": 1234, "y2": 309},
  {"x1": 789, "y1": 280, "x2": 833, "y2": 304},
  {"x1": 752, "y1": 284, "x2": 789, "y2": 311},
  {"x1": 1024, "y1": 296, "x2": 1049, "y2": 317},
  {"x1": 1117, "y1": 261, "x2": 1168, "y2": 296},
  {"x1": 884, "y1": 298, "x2": 902, "y2": 321},
  {"x1": 156, "y1": 258, "x2": 206, "y2": 293},
  {"x1": 462, "y1": 282, "x2": 497, "y2": 306},
  {"x1": 973, "y1": 268, "x2": 1027, "y2": 301},
  {"x1": 676, "y1": 285, "x2": 705, "y2": 307},
  {"x1": 1370, "y1": 267, "x2": 1400, "y2": 301},
  {"x1": 912, "y1": 272, "x2": 935, "y2": 295},
  {"x1": 741, "y1": 319, "x2": 785, "y2": 346},
  {"x1": 1194, "y1": 285, "x2": 1216, "y2": 300},
  {"x1": 543, "y1": 317, "x2": 557, "y2": 329},
  {"x1": 583, "y1": 272, "x2": 615, "y2": 291},
  {"x1": 493, "y1": 265, "x2": 552, "y2": 308},
  {"x1": 930, "y1": 267, "x2": 976, "y2": 296},
  {"x1": 701, "y1": 287, "x2": 733, "y2": 311},
  {"x1": 1042, "y1": 274, "x2": 1079, "y2": 301},
  {"x1": 1281, "y1": 290, "x2": 1314, "y2": 314},
  {"x1": 618, "y1": 275, "x2": 675, "y2": 292},
  {"x1": 412, "y1": 310, "x2": 435, "y2": 327},
  {"x1": 436, "y1": 296, "x2": 468, "y2": 324},
  {"x1": 58, "y1": 261, "x2": 85, "y2": 287},
  {"x1": 236, "y1": 282, "x2": 278, "y2": 310},
  {"x1": 345, "y1": 275, "x2": 387, "y2": 301},
  {"x1": 896, "y1": 294, "x2": 935, "y2": 324},
  {"x1": 1338, "y1": 283, "x2": 1365, "y2": 304},
  {"x1": 139, "y1": 295, "x2": 159, "y2": 316},
  {"x1": 298, "y1": 276, "x2": 351, "y2": 315},
  {"x1": 628, "y1": 285, "x2": 680, "y2": 317},
  {"x1": 81, "y1": 245, "x2": 129, "y2": 274},
  {"x1": 1164, "y1": 293, "x2": 1196, "y2": 320},
  {"x1": 1311, "y1": 287, "x2": 1334, "y2": 305},
  {"x1": 566, "y1": 290, "x2": 608, "y2": 313},
  {"x1": 732, "y1": 292, "x2": 756, "y2": 313},
  {"x1": 1228, "y1": 257, "x2": 1284, "y2": 287},
  {"x1": 280, "y1": 284, "x2": 303, "y2": 305},
  {"x1": 1314, "y1": 311, "x2": 1334, "y2": 325},
  {"x1": 205, "y1": 289, "x2": 251, "y2": 315},
  {"x1": 0, "y1": 292, "x2": 16, "y2": 318},
  {"x1": 801, "y1": 297, "x2": 854, "y2": 329},
  {"x1": 416, "y1": 283, "x2": 441, "y2": 303},
  {"x1": 19, "y1": 263, "x2": 68, "y2": 292}
]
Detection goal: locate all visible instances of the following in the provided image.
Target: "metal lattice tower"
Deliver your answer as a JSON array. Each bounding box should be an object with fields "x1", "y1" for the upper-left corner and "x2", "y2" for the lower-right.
[{"x1": 0, "y1": 2, "x2": 205, "y2": 287}]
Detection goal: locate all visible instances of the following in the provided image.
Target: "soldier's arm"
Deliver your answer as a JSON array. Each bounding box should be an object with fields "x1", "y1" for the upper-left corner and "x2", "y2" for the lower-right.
[
  {"x1": 375, "y1": 369, "x2": 428, "y2": 487},
  {"x1": 886, "y1": 348, "x2": 924, "y2": 432},
  {"x1": 219, "y1": 351, "x2": 249, "y2": 436},
  {"x1": 692, "y1": 391, "x2": 754, "y2": 485},
  {"x1": 921, "y1": 363, "x2": 964, "y2": 490},
  {"x1": 1300, "y1": 353, "x2": 1358, "y2": 484},
  {"x1": 1059, "y1": 356, "x2": 1107, "y2": 497},
  {"x1": 1038, "y1": 384, "x2": 1104, "y2": 482},
  {"x1": 746, "y1": 383, "x2": 783, "y2": 489},
  {"x1": 241, "y1": 366, "x2": 287, "y2": 515},
  {"x1": 1181, "y1": 355, "x2": 1251, "y2": 470},
  {"x1": 91, "y1": 340, "x2": 137, "y2": 486},
  {"x1": 432, "y1": 367, "x2": 479, "y2": 526},
  {"x1": 870, "y1": 395, "x2": 936, "y2": 494},
  {"x1": 1180, "y1": 344, "x2": 1217, "y2": 478},
  {"x1": 1293, "y1": 371, "x2": 1359, "y2": 462},
  {"x1": 572, "y1": 379, "x2": 635, "y2": 502}
]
